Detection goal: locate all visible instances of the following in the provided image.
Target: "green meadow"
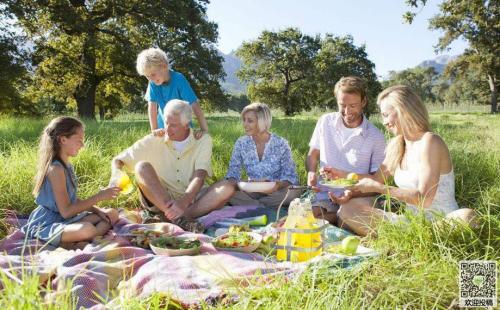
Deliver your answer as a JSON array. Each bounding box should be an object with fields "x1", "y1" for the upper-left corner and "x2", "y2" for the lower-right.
[{"x1": 0, "y1": 112, "x2": 498, "y2": 309}]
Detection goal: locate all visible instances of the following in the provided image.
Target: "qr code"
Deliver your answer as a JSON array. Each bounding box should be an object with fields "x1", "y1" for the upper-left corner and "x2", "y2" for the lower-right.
[{"x1": 459, "y1": 260, "x2": 497, "y2": 307}]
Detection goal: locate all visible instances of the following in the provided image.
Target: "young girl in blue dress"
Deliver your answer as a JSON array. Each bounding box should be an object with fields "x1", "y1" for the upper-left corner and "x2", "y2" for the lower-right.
[{"x1": 22, "y1": 116, "x2": 121, "y2": 249}]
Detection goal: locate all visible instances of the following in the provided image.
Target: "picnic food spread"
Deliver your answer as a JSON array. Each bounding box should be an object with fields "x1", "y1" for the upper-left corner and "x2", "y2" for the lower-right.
[
  {"x1": 322, "y1": 178, "x2": 357, "y2": 186},
  {"x1": 211, "y1": 225, "x2": 262, "y2": 252},
  {"x1": 128, "y1": 229, "x2": 162, "y2": 248},
  {"x1": 327, "y1": 236, "x2": 361, "y2": 256},
  {"x1": 276, "y1": 198, "x2": 323, "y2": 262},
  {"x1": 151, "y1": 236, "x2": 201, "y2": 250}
]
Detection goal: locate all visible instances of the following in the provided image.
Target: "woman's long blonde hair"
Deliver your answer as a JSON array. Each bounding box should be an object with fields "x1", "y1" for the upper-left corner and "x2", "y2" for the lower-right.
[
  {"x1": 378, "y1": 85, "x2": 431, "y2": 173},
  {"x1": 33, "y1": 116, "x2": 84, "y2": 196}
]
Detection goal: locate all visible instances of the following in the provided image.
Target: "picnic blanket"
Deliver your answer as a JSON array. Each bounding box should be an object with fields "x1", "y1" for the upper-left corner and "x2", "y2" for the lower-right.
[{"x1": 0, "y1": 206, "x2": 375, "y2": 309}]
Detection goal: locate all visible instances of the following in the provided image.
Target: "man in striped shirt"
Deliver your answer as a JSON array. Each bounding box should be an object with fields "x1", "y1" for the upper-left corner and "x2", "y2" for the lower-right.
[{"x1": 306, "y1": 76, "x2": 386, "y2": 223}]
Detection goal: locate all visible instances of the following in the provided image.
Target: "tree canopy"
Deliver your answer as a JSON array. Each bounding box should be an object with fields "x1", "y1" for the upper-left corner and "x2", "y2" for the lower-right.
[
  {"x1": 236, "y1": 28, "x2": 380, "y2": 116},
  {"x1": 3, "y1": 0, "x2": 226, "y2": 119},
  {"x1": 405, "y1": 0, "x2": 499, "y2": 113}
]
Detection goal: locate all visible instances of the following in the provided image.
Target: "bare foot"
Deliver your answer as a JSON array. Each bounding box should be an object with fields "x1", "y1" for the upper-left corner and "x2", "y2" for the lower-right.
[{"x1": 60, "y1": 241, "x2": 89, "y2": 250}]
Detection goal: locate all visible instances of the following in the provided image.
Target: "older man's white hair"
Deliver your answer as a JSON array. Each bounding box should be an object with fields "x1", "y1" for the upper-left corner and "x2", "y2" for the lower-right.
[
  {"x1": 164, "y1": 99, "x2": 192, "y2": 126},
  {"x1": 136, "y1": 48, "x2": 169, "y2": 76}
]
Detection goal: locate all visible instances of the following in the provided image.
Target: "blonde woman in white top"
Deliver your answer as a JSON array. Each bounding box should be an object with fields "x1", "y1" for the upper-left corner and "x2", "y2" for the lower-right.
[{"x1": 323, "y1": 85, "x2": 476, "y2": 236}]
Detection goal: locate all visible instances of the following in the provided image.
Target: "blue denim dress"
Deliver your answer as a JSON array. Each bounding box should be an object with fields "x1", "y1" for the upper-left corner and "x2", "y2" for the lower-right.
[{"x1": 22, "y1": 160, "x2": 89, "y2": 246}]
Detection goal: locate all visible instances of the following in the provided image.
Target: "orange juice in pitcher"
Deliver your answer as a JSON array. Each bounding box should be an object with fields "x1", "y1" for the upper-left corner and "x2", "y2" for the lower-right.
[{"x1": 276, "y1": 198, "x2": 322, "y2": 262}]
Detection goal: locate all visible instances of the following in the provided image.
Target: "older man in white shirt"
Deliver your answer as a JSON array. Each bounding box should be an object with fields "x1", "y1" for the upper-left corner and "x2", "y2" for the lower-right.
[{"x1": 306, "y1": 76, "x2": 386, "y2": 223}]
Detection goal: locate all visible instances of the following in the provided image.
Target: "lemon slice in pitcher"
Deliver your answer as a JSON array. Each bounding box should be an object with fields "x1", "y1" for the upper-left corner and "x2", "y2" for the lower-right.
[{"x1": 117, "y1": 174, "x2": 134, "y2": 195}]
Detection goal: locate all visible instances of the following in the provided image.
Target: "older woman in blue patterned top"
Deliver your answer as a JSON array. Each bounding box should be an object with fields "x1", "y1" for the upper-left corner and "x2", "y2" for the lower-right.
[{"x1": 219, "y1": 102, "x2": 302, "y2": 207}]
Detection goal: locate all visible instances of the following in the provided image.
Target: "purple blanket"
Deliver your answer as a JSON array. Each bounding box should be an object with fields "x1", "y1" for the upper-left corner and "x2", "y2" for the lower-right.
[{"x1": 0, "y1": 208, "x2": 302, "y2": 309}]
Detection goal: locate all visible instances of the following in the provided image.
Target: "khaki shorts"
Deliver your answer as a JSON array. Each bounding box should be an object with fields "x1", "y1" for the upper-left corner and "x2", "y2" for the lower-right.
[{"x1": 139, "y1": 186, "x2": 209, "y2": 215}]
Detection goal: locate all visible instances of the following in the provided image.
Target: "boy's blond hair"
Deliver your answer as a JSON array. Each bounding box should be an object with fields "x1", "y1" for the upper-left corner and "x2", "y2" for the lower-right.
[{"x1": 136, "y1": 48, "x2": 169, "y2": 76}]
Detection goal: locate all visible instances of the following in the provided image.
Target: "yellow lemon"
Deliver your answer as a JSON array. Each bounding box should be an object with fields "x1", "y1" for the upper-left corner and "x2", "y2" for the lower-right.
[
  {"x1": 347, "y1": 172, "x2": 359, "y2": 181},
  {"x1": 118, "y1": 174, "x2": 134, "y2": 195}
]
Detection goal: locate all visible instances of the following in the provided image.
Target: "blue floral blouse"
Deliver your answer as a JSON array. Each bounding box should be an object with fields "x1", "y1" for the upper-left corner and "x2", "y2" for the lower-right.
[{"x1": 225, "y1": 133, "x2": 299, "y2": 184}]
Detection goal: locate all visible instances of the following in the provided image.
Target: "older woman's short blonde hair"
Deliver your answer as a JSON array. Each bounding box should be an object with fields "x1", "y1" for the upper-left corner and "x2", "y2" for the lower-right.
[
  {"x1": 136, "y1": 48, "x2": 169, "y2": 76},
  {"x1": 164, "y1": 99, "x2": 192, "y2": 126},
  {"x1": 241, "y1": 102, "x2": 272, "y2": 132}
]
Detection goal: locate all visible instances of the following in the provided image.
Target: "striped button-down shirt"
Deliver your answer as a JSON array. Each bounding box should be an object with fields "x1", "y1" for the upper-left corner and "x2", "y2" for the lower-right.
[{"x1": 309, "y1": 112, "x2": 386, "y2": 199}]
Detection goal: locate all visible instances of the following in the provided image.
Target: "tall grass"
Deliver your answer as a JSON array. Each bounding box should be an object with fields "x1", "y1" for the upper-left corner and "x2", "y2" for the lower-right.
[{"x1": 0, "y1": 112, "x2": 498, "y2": 309}]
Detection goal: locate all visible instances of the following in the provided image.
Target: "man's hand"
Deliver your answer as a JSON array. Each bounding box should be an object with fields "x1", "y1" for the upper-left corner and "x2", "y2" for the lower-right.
[
  {"x1": 307, "y1": 171, "x2": 320, "y2": 192},
  {"x1": 328, "y1": 189, "x2": 353, "y2": 205},
  {"x1": 194, "y1": 129, "x2": 208, "y2": 140},
  {"x1": 163, "y1": 199, "x2": 187, "y2": 220},
  {"x1": 320, "y1": 166, "x2": 347, "y2": 180}
]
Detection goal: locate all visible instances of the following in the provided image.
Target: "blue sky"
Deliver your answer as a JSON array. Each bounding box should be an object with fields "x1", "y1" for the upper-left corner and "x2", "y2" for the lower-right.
[{"x1": 206, "y1": 0, "x2": 468, "y2": 78}]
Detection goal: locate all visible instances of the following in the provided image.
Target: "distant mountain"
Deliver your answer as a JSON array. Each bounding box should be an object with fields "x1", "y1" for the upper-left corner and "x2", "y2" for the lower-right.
[
  {"x1": 417, "y1": 55, "x2": 458, "y2": 74},
  {"x1": 219, "y1": 50, "x2": 246, "y2": 94}
]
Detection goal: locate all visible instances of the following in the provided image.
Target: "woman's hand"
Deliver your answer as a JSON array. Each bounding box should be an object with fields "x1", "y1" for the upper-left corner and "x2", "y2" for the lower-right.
[
  {"x1": 320, "y1": 166, "x2": 347, "y2": 180},
  {"x1": 194, "y1": 129, "x2": 208, "y2": 140},
  {"x1": 328, "y1": 189, "x2": 353, "y2": 205},
  {"x1": 348, "y1": 178, "x2": 383, "y2": 194}
]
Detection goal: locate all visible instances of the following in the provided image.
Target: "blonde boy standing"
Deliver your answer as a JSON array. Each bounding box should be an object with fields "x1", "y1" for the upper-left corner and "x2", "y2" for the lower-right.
[{"x1": 136, "y1": 48, "x2": 209, "y2": 138}]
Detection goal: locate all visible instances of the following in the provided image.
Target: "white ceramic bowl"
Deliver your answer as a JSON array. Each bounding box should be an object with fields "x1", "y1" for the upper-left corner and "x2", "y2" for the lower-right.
[
  {"x1": 149, "y1": 237, "x2": 201, "y2": 256},
  {"x1": 238, "y1": 181, "x2": 276, "y2": 193},
  {"x1": 212, "y1": 232, "x2": 262, "y2": 253}
]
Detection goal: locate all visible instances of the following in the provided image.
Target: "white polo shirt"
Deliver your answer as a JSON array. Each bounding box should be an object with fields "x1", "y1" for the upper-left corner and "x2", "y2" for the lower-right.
[{"x1": 309, "y1": 112, "x2": 386, "y2": 200}]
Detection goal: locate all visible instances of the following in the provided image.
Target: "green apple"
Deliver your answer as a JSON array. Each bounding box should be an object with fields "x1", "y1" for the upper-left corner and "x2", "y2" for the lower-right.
[{"x1": 341, "y1": 236, "x2": 360, "y2": 255}]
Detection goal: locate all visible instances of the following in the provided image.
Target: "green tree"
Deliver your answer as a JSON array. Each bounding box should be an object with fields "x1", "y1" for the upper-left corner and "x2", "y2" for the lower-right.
[
  {"x1": 0, "y1": 7, "x2": 31, "y2": 115},
  {"x1": 237, "y1": 29, "x2": 380, "y2": 117},
  {"x1": 405, "y1": 0, "x2": 499, "y2": 113},
  {"x1": 5, "y1": 0, "x2": 225, "y2": 119},
  {"x1": 439, "y1": 62, "x2": 490, "y2": 106},
  {"x1": 236, "y1": 28, "x2": 321, "y2": 116},
  {"x1": 227, "y1": 93, "x2": 250, "y2": 113},
  {"x1": 314, "y1": 35, "x2": 381, "y2": 117},
  {"x1": 382, "y1": 66, "x2": 439, "y2": 103}
]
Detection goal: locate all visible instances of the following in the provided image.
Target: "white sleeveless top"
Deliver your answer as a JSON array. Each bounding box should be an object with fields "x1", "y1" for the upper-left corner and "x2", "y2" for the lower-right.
[{"x1": 394, "y1": 139, "x2": 459, "y2": 216}]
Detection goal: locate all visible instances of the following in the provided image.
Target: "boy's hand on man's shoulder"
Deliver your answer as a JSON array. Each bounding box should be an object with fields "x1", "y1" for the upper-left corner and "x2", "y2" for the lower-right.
[
  {"x1": 152, "y1": 128, "x2": 166, "y2": 137},
  {"x1": 194, "y1": 129, "x2": 208, "y2": 140}
]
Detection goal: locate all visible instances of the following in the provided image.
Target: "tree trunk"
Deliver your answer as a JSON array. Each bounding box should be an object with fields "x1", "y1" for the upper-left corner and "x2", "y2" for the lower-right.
[
  {"x1": 488, "y1": 74, "x2": 497, "y2": 113},
  {"x1": 283, "y1": 80, "x2": 293, "y2": 116},
  {"x1": 73, "y1": 34, "x2": 98, "y2": 120},
  {"x1": 98, "y1": 105, "x2": 105, "y2": 120}
]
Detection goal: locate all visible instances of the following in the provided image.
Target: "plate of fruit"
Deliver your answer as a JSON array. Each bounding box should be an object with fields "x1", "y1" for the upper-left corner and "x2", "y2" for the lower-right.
[
  {"x1": 319, "y1": 173, "x2": 359, "y2": 190},
  {"x1": 149, "y1": 236, "x2": 202, "y2": 256},
  {"x1": 211, "y1": 225, "x2": 262, "y2": 253}
]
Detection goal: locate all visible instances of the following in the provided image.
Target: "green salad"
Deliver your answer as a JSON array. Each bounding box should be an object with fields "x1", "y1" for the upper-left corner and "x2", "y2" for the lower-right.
[
  {"x1": 151, "y1": 236, "x2": 201, "y2": 249},
  {"x1": 213, "y1": 232, "x2": 254, "y2": 248}
]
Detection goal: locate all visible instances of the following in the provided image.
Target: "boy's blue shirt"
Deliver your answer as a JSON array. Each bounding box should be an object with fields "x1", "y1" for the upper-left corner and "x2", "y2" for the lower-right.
[{"x1": 144, "y1": 69, "x2": 198, "y2": 128}]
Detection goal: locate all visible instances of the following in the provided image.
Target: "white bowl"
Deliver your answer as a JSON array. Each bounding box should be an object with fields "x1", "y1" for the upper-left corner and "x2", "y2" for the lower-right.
[
  {"x1": 212, "y1": 232, "x2": 262, "y2": 253},
  {"x1": 149, "y1": 237, "x2": 201, "y2": 256},
  {"x1": 238, "y1": 181, "x2": 276, "y2": 193}
]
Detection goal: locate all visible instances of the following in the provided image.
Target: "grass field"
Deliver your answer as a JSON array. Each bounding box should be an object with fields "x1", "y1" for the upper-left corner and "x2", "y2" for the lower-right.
[{"x1": 0, "y1": 112, "x2": 498, "y2": 309}]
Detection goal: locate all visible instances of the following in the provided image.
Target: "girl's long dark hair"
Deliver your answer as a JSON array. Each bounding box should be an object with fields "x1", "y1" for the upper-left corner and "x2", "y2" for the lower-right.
[{"x1": 33, "y1": 116, "x2": 84, "y2": 196}]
